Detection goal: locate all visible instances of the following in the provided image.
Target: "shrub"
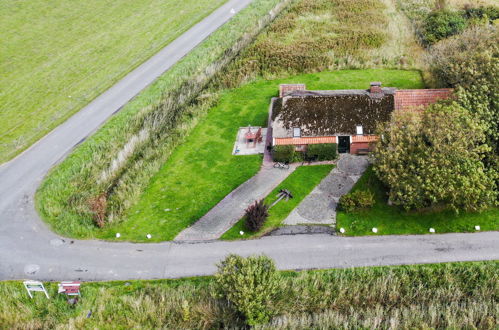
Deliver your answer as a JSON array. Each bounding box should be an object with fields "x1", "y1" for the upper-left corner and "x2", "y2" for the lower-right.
[
  {"x1": 464, "y1": 6, "x2": 499, "y2": 24},
  {"x1": 306, "y1": 143, "x2": 337, "y2": 161},
  {"x1": 213, "y1": 254, "x2": 281, "y2": 325},
  {"x1": 372, "y1": 103, "x2": 497, "y2": 211},
  {"x1": 272, "y1": 145, "x2": 295, "y2": 163},
  {"x1": 421, "y1": 10, "x2": 467, "y2": 44},
  {"x1": 244, "y1": 199, "x2": 269, "y2": 232},
  {"x1": 338, "y1": 190, "x2": 375, "y2": 213}
]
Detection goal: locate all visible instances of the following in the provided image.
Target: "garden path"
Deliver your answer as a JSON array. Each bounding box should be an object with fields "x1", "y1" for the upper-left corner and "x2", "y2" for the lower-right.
[
  {"x1": 284, "y1": 154, "x2": 368, "y2": 225},
  {"x1": 175, "y1": 160, "x2": 297, "y2": 241}
]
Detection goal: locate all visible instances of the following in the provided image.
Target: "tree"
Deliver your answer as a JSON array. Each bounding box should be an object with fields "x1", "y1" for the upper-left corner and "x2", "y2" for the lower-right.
[
  {"x1": 372, "y1": 103, "x2": 497, "y2": 212},
  {"x1": 213, "y1": 254, "x2": 281, "y2": 325},
  {"x1": 427, "y1": 26, "x2": 499, "y2": 155}
]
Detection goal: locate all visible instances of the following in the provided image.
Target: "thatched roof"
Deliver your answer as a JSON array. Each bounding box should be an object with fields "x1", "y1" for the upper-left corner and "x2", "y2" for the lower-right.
[{"x1": 272, "y1": 88, "x2": 396, "y2": 138}]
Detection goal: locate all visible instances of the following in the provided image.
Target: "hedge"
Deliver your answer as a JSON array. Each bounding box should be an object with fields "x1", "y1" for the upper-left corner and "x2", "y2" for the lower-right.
[{"x1": 306, "y1": 143, "x2": 337, "y2": 161}]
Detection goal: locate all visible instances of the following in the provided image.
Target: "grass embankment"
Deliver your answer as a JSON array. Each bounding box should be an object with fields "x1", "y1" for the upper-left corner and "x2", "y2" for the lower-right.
[
  {"x1": 0, "y1": 0, "x2": 228, "y2": 163},
  {"x1": 37, "y1": 0, "x2": 424, "y2": 242},
  {"x1": 222, "y1": 165, "x2": 334, "y2": 240},
  {"x1": 36, "y1": 0, "x2": 290, "y2": 240},
  {"x1": 102, "y1": 70, "x2": 424, "y2": 242},
  {"x1": 1, "y1": 262, "x2": 497, "y2": 328},
  {"x1": 336, "y1": 166, "x2": 499, "y2": 236},
  {"x1": 223, "y1": 0, "x2": 422, "y2": 86}
]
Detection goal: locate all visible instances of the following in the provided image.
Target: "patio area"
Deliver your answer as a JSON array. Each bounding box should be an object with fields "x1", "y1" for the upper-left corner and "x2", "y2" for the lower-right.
[{"x1": 232, "y1": 126, "x2": 268, "y2": 155}]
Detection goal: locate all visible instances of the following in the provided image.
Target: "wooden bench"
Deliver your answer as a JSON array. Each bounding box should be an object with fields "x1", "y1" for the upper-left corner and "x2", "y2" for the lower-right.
[{"x1": 356, "y1": 148, "x2": 370, "y2": 155}]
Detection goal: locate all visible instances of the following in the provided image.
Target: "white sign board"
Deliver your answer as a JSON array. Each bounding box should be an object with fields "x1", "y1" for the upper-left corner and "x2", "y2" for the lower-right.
[{"x1": 23, "y1": 280, "x2": 49, "y2": 299}]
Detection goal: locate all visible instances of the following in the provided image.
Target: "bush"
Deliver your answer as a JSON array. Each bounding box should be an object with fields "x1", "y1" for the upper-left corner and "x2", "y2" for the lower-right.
[
  {"x1": 372, "y1": 103, "x2": 497, "y2": 211},
  {"x1": 422, "y1": 10, "x2": 467, "y2": 44},
  {"x1": 244, "y1": 199, "x2": 269, "y2": 232},
  {"x1": 306, "y1": 143, "x2": 337, "y2": 161},
  {"x1": 272, "y1": 145, "x2": 295, "y2": 163},
  {"x1": 338, "y1": 190, "x2": 375, "y2": 213},
  {"x1": 464, "y1": 6, "x2": 499, "y2": 24},
  {"x1": 213, "y1": 254, "x2": 281, "y2": 325}
]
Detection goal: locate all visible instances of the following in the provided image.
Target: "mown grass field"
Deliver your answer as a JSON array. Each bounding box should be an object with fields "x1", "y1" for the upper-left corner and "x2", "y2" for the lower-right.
[
  {"x1": 222, "y1": 165, "x2": 334, "y2": 240},
  {"x1": 336, "y1": 166, "x2": 499, "y2": 236},
  {"x1": 0, "y1": 0, "x2": 227, "y2": 163},
  {"x1": 52, "y1": 69, "x2": 423, "y2": 242},
  {"x1": 1, "y1": 261, "x2": 497, "y2": 328}
]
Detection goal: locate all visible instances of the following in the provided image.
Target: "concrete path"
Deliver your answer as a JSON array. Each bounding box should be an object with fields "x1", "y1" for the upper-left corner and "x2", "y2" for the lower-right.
[
  {"x1": 284, "y1": 154, "x2": 369, "y2": 225},
  {"x1": 175, "y1": 162, "x2": 296, "y2": 241}
]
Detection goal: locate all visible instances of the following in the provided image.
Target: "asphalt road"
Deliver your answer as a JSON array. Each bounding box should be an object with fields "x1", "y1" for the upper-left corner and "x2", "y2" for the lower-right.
[{"x1": 0, "y1": 0, "x2": 498, "y2": 282}]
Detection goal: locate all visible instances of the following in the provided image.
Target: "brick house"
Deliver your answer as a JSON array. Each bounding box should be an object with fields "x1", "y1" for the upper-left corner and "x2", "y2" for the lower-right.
[{"x1": 271, "y1": 82, "x2": 453, "y2": 154}]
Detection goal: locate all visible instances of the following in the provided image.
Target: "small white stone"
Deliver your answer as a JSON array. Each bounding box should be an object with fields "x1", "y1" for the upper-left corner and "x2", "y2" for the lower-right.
[
  {"x1": 339, "y1": 227, "x2": 345, "y2": 233},
  {"x1": 475, "y1": 225, "x2": 480, "y2": 231},
  {"x1": 164, "y1": 208, "x2": 171, "y2": 212},
  {"x1": 372, "y1": 228, "x2": 378, "y2": 233},
  {"x1": 429, "y1": 228, "x2": 435, "y2": 233},
  {"x1": 146, "y1": 234, "x2": 152, "y2": 239},
  {"x1": 115, "y1": 233, "x2": 121, "y2": 238},
  {"x1": 239, "y1": 231, "x2": 244, "y2": 235}
]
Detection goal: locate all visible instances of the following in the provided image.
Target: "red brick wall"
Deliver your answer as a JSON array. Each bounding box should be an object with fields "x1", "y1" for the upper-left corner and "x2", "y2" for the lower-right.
[
  {"x1": 394, "y1": 89, "x2": 453, "y2": 111},
  {"x1": 279, "y1": 84, "x2": 306, "y2": 97},
  {"x1": 350, "y1": 142, "x2": 371, "y2": 154}
]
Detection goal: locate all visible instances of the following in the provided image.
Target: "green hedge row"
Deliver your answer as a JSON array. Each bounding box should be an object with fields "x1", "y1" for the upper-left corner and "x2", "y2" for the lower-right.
[{"x1": 272, "y1": 143, "x2": 338, "y2": 163}]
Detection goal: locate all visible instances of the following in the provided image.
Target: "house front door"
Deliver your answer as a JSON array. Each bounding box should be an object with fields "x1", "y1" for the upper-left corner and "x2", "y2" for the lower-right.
[{"x1": 338, "y1": 136, "x2": 350, "y2": 153}]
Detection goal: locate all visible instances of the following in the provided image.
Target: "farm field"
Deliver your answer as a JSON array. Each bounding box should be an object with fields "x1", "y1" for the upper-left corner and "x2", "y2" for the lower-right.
[
  {"x1": 0, "y1": 0, "x2": 227, "y2": 163},
  {"x1": 1, "y1": 261, "x2": 497, "y2": 328},
  {"x1": 336, "y1": 166, "x2": 499, "y2": 236}
]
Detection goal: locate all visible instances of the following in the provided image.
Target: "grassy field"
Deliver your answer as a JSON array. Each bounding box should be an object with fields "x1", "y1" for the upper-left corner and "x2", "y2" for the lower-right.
[
  {"x1": 0, "y1": 0, "x2": 228, "y2": 163},
  {"x1": 222, "y1": 165, "x2": 334, "y2": 240},
  {"x1": 38, "y1": 69, "x2": 424, "y2": 241},
  {"x1": 336, "y1": 166, "x2": 499, "y2": 236},
  {"x1": 1, "y1": 261, "x2": 497, "y2": 328},
  {"x1": 36, "y1": 0, "x2": 288, "y2": 240}
]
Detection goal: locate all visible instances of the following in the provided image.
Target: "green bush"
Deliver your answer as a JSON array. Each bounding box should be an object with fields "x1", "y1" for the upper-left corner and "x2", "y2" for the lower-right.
[
  {"x1": 272, "y1": 145, "x2": 295, "y2": 163},
  {"x1": 339, "y1": 190, "x2": 375, "y2": 213},
  {"x1": 464, "y1": 6, "x2": 499, "y2": 24},
  {"x1": 244, "y1": 199, "x2": 269, "y2": 232},
  {"x1": 213, "y1": 255, "x2": 281, "y2": 326},
  {"x1": 422, "y1": 10, "x2": 467, "y2": 44},
  {"x1": 306, "y1": 143, "x2": 337, "y2": 161}
]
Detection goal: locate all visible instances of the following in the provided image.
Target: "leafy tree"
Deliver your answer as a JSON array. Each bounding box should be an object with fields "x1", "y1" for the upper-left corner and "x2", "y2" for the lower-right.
[
  {"x1": 213, "y1": 254, "x2": 281, "y2": 326},
  {"x1": 372, "y1": 103, "x2": 497, "y2": 212},
  {"x1": 428, "y1": 26, "x2": 499, "y2": 156}
]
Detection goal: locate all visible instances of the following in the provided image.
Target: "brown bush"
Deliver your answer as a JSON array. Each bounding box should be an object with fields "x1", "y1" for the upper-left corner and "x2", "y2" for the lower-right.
[{"x1": 88, "y1": 193, "x2": 108, "y2": 228}]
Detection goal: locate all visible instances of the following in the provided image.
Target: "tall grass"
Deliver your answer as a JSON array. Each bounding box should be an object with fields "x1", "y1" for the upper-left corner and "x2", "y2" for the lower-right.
[
  {"x1": 1, "y1": 262, "x2": 497, "y2": 328},
  {"x1": 36, "y1": 0, "x2": 292, "y2": 237}
]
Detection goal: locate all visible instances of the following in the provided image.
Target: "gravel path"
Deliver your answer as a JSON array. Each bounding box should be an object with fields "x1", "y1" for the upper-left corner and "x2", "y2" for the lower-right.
[{"x1": 284, "y1": 154, "x2": 369, "y2": 225}]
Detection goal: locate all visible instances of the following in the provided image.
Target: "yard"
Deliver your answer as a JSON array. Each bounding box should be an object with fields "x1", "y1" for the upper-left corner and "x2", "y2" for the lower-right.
[
  {"x1": 222, "y1": 164, "x2": 334, "y2": 240},
  {"x1": 0, "y1": 0, "x2": 227, "y2": 163},
  {"x1": 336, "y1": 166, "x2": 499, "y2": 236},
  {"x1": 99, "y1": 69, "x2": 424, "y2": 242}
]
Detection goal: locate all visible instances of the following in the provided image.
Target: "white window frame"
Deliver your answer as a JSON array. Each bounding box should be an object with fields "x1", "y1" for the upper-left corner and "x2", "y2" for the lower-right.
[
  {"x1": 356, "y1": 125, "x2": 363, "y2": 135},
  {"x1": 293, "y1": 127, "x2": 301, "y2": 137}
]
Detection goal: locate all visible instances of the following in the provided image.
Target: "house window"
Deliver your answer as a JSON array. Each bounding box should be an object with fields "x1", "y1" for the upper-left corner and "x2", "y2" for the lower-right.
[
  {"x1": 356, "y1": 125, "x2": 363, "y2": 135},
  {"x1": 293, "y1": 128, "x2": 301, "y2": 137}
]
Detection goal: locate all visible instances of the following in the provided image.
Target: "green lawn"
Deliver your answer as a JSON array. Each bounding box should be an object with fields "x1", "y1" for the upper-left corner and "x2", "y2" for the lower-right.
[
  {"x1": 94, "y1": 69, "x2": 424, "y2": 242},
  {"x1": 1, "y1": 261, "x2": 497, "y2": 328},
  {"x1": 222, "y1": 165, "x2": 334, "y2": 240},
  {"x1": 0, "y1": 0, "x2": 227, "y2": 163},
  {"x1": 336, "y1": 166, "x2": 499, "y2": 235}
]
